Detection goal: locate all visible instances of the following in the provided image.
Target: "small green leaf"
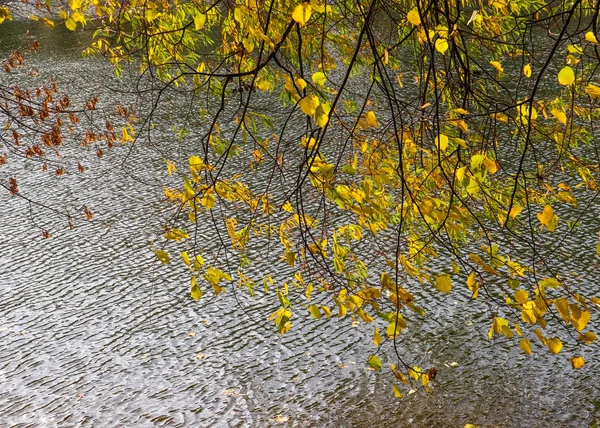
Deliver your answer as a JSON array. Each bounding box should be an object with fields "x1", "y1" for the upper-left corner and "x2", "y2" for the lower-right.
[
  {"x1": 308, "y1": 304, "x2": 321, "y2": 319},
  {"x1": 368, "y1": 354, "x2": 382, "y2": 370}
]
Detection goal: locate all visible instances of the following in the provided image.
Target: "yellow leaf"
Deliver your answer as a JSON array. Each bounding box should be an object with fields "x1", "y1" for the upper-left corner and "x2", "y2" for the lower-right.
[
  {"x1": 299, "y1": 95, "x2": 319, "y2": 116},
  {"x1": 165, "y1": 159, "x2": 177, "y2": 175},
  {"x1": 295, "y1": 77, "x2": 307, "y2": 91},
  {"x1": 509, "y1": 204, "x2": 523, "y2": 218},
  {"x1": 68, "y1": 0, "x2": 82, "y2": 10},
  {"x1": 534, "y1": 328, "x2": 546, "y2": 345},
  {"x1": 585, "y1": 31, "x2": 598, "y2": 44},
  {"x1": 466, "y1": 271, "x2": 479, "y2": 298},
  {"x1": 537, "y1": 205, "x2": 557, "y2": 232},
  {"x1": 523, "y1": 64, "x2": 532, "y2": 78},
  {"x1": 308, "y1": 304, "x2": 321, "y2": 319},
  {"x1": 42, "y1": 17, "x2": 55, "y2": 28},
  {"x1": 435, "y1": 134, "x2": 448, "y2": 151},
  {"x1": 312, "y1": 71, "x2": 326, "y2": 85},
  {"x1": 65, "y1": 17, "x2": 77, "y2": 31},
  {"x1": 181, "y1": 251, "x2": 191, "y2": 266},
  {"x1": 572, "y1": 310, "x2": 590, "y2": 332},
  {"x1": 547, "y1": 337, "x2": 563, "y2": 354},
  {"x1": 578, "y1": 331, "x2": 597, "y2": 344},
  {"x1": 520, "y1": 338, "x2": 532, "y2": 354},
  {"x1": 409, "y1": 366, "x2": 420, "y2": 380},
  {"x1": 570, "y1": 355, "x2": 585, "y2": 369},
  {"x1": 490, "y1": 61, "x2": 503, "y2": 74},
  {"x1": 483, "y1": 158, "x2": 499, "y2": 174},
  {"x1": 407, "y1": 8, "x2": 421, "y2": 26},
  {"x1": 558, "y1": 66, "x2": 575, "y2": 86},
  {"x1": 373, "y1": 327, "x2": 382, "y2": 346},
  {"x1": 309, "y1": 0, "x2": 324, "y2": 13},
  {"x1": 436, "y1": 274, "x2": 452, "y2": 293},
  {"x1": 366, "y1": 111, "x2": 378, "y2": 127},
  {"x1": 154, "y1": 249, "x2": 170, "y2": 265},
  {"x1": 193, "y1": 255, "x2": 204, "y2": 270},
  {"x1": 514, "y1": 289, "x2": 528, "y2": 305},
  {"x1": 392, "y1": 384, "x2": 403, "y2": 398},
  {"x1": 551, "y1": 108, "x2": 567, "y2": 125},
  {"x1": 585, "y1": 84, "x2": 600, "y2": 98},
  {"x1": 315, "y1": 102, "x2": 330, "y2": 128},
  {"x1": 194, "y1": 12, "x2": 206, "y2": 30},
  {"x1": 191, "y1": 276, "x2": 202, "y2": 300},
  {"x1": 435, "y1": 38, "x2": 448, "y2": 54},
  {"x1": 292, "y1": 2, "x2": 312, "y2": 26},
  {"x1": 451, "y1": 108, "x2": 469, "y2": 115}
]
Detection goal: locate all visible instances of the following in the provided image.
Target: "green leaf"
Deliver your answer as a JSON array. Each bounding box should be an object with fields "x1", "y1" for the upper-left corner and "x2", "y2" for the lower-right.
[
  {"x1": 368, "y1": 354, "x2": 382, "y2": 370},
  {"x1": 308, "y1": 304, "x2": 321, "y2": 319}
]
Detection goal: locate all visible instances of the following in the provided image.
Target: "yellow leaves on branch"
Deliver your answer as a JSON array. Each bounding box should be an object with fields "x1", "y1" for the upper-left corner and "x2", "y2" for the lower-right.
[
  {"x1": 488, "y1": 317, "x2": 512, "y2": 339},
  {"x1": 558, "y1": 66, "x2": 575, "y2": 86},
  {"x1": 523, "y1": 64, "x2": 532, "y2": 78},
  {"x1": 292, "y1": 2, "x2": 312, "y2": 26}
]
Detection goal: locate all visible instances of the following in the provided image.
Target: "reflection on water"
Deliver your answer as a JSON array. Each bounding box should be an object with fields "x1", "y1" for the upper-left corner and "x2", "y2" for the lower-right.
[{"x1": 0, "y1": 20, "x2": 599, "y2": 427}]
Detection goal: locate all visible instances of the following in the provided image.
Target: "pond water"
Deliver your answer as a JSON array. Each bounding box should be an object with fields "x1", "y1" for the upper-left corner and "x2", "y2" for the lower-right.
[{"x1": 0, "y1": 19, "x2": 599, "y2": 427}]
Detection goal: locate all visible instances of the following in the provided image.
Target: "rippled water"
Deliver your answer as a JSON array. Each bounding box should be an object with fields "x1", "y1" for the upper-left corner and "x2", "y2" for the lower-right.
[{"x1": 1, "y1": 20, "x2": 599, "y2": 427}]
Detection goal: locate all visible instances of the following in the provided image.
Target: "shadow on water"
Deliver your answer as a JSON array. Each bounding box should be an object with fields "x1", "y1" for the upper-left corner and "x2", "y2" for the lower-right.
[{"x1": 0, "y1": 20, "x2": 599, "y2": 427}]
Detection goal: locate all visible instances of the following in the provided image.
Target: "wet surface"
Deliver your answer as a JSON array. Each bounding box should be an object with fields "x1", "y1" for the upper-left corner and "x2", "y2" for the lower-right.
[{"x1": 0, "y1": 20, "x2": 599, "y2": 427}]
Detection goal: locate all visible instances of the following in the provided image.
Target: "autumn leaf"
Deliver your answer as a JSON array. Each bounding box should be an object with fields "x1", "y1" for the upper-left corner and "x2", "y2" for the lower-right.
[
  {"x1": 312, "y1": 71, "x2": 326, "y2": 86},
  {"x1": 366, "y1": 111, "x2": 378, "y2": 127},
  {"x1": 585, "y1": 84, "x2": 600, "y2": 98},
  {"x1": 558, "y1": 66, "x2": 575, "y2": 86},
  {"x1": 191, "y1": 276, "x2": 202, "y2": 300},
  {"x1": 194, "y1": 12, "x2": 206, "y2": 30},
  {"x1": 299, "y1": 95, "x2": 319, "y2": 116},
  {"x1": 435, "y1": 38, "x2": 448, "y2": 54},
  {"x1": 490, "y1": 61, "x2": 503, "y2": 74},
  {"x1": 367, "y1": 355, "x2": 382, "y2": 370},
  {"x1": 292, "y1": 2, "x2": 312, "y2": 26},
  {"x1": 520, "y1": 337, "x2": 532, "y2": 354},
  {"x1": 373, "y1": 327, "x2": 382, "y2": 346},
  {"x1": 407, "y1": 8, "x2": 421, "y2": 26},
  {"x1": 523, "y1": 64, "x2": 532, "y2": 78},
  {"x1": 537, "y1": 205, "x2": 557, "y2": 232},
  {"x1": 154, "y1": 249, "x2": 171, "y2": 265},
  {"x1": 435, "y1": 134, "x2": 448, "y2": 151},
  {"x1": 585, "y1": 32, "x2": 598, "y2": 44},
  {"x1": 547, "y1": 338, "x2": 563, "y2": 354},
  {"x1": 570, "y1": 356, "x2": 585, "y2": 369},
  {"x1": 435, "y1": 274, "x2": 452, "y2": 293}
]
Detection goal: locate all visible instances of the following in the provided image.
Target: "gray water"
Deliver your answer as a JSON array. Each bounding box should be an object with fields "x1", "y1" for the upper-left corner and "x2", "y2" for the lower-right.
[{"x1": 0, "y1": 20, "x2": 599, "y2": 427}]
